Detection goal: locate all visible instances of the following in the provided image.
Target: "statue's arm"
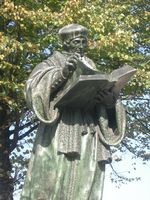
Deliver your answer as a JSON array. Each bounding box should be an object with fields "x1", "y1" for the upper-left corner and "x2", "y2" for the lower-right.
[
  {"x1": 24, "y1": 60, "x2": 63, "y2": 123},
  {"x1": 96, "y1": 98, "x2": 126, "y2": 146},
  {"x1": 50, "y1": 68, "x2": 68, "y2": 95},
  {"x1": 50, "y1": 53, "x2": 80, "y2": 95},
  {"x1": 24, "y1": 53, "x2": 79, "y2": 123},
  {"x1": 95, "y1": 89, "x2": 117, "y2": 109}
]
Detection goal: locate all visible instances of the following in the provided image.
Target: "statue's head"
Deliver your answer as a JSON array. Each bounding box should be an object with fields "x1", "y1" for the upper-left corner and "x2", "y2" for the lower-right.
[{"x1": 59, "y1": 24, "x2": 88, "y2": 55}]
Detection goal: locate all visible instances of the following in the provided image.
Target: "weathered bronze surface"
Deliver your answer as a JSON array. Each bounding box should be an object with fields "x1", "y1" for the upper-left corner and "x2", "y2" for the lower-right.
[
  {"x1": 55, "y1": 64, "x2": 136, "y2": 108},
  {"x1": 21, "y1": 24, "x2": 135, "y2": 200}
]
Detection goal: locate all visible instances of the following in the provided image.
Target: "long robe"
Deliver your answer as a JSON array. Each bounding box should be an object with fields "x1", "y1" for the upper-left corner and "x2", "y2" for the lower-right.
[{"x1": 21, "y1": 51, "x2": 126, "y2": 200}]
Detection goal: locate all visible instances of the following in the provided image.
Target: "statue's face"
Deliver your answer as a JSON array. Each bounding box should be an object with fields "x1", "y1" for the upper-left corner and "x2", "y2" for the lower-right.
[{"x1": 67, "y1": 36, "x2": 88, "y2": 55}]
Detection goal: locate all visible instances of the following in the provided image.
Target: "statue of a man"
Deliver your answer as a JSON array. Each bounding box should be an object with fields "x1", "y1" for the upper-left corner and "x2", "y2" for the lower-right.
[{"x1": 21, "y1": 24, "x2": 126, "y2": 200}]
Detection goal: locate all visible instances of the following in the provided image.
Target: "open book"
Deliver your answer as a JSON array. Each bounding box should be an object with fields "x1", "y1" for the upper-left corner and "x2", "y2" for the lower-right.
[{"x1": 54, "y1": 63, "x2": 136, "y2": 108}]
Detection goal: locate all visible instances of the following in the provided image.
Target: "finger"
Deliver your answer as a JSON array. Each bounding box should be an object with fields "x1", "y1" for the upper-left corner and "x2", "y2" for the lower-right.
[
  {"x1": 103, "y1": 89, "x2": 111, "y2": 95},
  {"x1": 69, "y1": 58, "x2": 78, "y2": 64},
  {"x1": 67, "y1": 63, "x2": 76, "y2": 73},
  {"x1": 94, "y1": 97, "x2": 100, "y2": 103},
  {"x1": 97, "y1": 90, "x2": 105, "y2": 98},
  {"x1": 95, "y1": 93, "x2": 104, "y2": 101},
  {"x1": 94, "y1": 97, "x2": 103, "y2": 103},
  {"x1": 74, "y1": 53, "x2": 81, "y2": 59},
  {"x1": 66, "y1": 59, "x2": 76, "y2": 67},
  {"x1": 97, "y1": 90, "x2": 112, "y2": 98},
  {"x1": 68, "y1": 54, "x2": 79, "y2": 60},
  {"x1": 68, "y1": 62, "x2": 77, "y2": 72}
]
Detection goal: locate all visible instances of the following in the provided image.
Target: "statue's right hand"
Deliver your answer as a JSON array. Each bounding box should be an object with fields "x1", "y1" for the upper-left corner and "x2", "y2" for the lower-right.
[{"x1": 63, "y1": 54, "x2": 80, "y2": 78}]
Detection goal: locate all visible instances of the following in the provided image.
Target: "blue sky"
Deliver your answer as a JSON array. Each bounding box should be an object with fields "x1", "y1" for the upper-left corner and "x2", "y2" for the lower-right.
[{"x1": 103, "y1": 154, "x2": 150, "y2": 200}]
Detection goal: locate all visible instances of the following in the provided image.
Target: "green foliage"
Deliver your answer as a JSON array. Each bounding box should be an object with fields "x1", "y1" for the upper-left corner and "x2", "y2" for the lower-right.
[
  {"x1": 0, "y1": 0, "x2": 149, "y2": 116},
  {"x1": 0, "y1": 0, "x2": 149, "y2": 197}
]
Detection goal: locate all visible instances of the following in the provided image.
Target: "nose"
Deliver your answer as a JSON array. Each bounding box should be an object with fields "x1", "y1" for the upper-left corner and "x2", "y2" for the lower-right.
[{"x1": 79, "y1": 39, "x2": 86, "y2": 49}]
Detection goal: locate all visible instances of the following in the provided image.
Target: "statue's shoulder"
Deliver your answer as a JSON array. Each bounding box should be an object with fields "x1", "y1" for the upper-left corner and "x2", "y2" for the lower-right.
[
  {"x1": 47, "y1": 51, "x2": 64, "y2": 61},
  {"x1": 38, "y1": 51, "x2": 65, "y2": 67},
  {"x1": 29, "y1": 51, "x2": 62, "y2": 75},
  {"x1": 46, "y1": 51, "x2": 66, "y2": 68},
  {"x1": 52, "y1": 51, "x2": 64, "y2": 57}
]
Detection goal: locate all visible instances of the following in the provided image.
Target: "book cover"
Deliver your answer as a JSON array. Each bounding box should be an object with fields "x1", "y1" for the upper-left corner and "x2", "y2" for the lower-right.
[{"x1": 54, "y1": 64, "x2": 136, "y2": 108}]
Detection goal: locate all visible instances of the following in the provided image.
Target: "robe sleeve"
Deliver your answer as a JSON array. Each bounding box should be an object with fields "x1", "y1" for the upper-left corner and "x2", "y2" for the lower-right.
[
  {"x1": 24, "y1": 59, "x2": 66, "y2": 124},
  {"x1": 96, "y1": 100, "x2": 126, "y2": 146}
]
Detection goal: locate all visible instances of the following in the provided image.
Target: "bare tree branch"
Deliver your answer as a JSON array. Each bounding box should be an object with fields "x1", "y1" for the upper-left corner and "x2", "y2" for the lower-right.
[
  {"x1": 127, "y1": 111, "x2": 150, "y2": 133},
  {"x1": 10, "y1": 124, "x2": 38, "y2": 152},
  {"x1": 9, "y1": 120, "x2": 38, "y2": 136}
]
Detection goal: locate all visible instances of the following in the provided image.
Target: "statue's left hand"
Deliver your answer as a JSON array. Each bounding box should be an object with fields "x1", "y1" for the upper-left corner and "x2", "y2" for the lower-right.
[
  {"x1": 95, "y1": 89, "x2": 116, "y2": 108},
  {"x1": 63, "y1": 53, "x2": 80, "y2": 78}
]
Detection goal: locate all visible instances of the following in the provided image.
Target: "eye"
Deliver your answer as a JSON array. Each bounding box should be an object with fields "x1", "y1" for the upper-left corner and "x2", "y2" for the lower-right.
[{"x1": 72, "y1": 40, "x2": 80, "y2": 45}]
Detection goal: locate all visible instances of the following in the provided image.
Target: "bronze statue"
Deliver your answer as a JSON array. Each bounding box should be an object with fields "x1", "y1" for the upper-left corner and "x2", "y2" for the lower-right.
[{"x1": 21, "y1": 24, "x2": 129, "y2": 200}]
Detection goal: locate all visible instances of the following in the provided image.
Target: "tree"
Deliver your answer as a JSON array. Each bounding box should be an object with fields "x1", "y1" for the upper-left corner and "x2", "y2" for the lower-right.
[{"x1": 0, "y1": 0, "x2": 149, "y2": 199}]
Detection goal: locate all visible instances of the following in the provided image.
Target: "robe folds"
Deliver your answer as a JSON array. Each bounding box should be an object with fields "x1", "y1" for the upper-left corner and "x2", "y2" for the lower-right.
[{"x1": 21, "y1": 51, "x2": 126, "y2": 200}]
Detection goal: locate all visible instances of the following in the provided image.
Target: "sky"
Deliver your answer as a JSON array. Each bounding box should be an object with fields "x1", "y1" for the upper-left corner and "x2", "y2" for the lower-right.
[{"x1": 103, "y1": 154, "x2": 150, "y2": 200}]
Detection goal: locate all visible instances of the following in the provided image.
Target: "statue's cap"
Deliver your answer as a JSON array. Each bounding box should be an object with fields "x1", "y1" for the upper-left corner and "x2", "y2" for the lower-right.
[{"x1": 58, "y1": 24, "x2": 88, "y2": 42}]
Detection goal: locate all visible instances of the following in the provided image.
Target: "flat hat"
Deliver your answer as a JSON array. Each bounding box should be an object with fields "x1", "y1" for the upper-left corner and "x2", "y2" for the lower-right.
[{"x1": 58, "y1": 24, "x2": 88, "y2": 42}]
